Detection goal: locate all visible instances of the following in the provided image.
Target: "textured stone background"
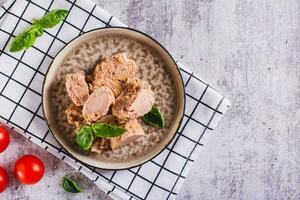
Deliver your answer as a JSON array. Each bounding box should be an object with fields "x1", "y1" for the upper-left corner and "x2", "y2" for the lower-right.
[{"x1": 1, "y1": 0, "x2": 300, "y2": 199}]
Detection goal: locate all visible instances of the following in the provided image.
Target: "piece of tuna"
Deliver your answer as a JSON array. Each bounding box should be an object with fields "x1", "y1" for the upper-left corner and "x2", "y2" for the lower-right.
[
  {"x1": 65, "y1": 70, "x2": 89, "y2": 106},
  {"x1": 96, "y1": 114, "x2": 119, "y2": 124},
  {"x1": 112, "y1": 78, "x2": 155, "y2": 120},
  {"x1": 94, "y1": 53, "x2": 137, "y2": 81},
  {"x1": 91, "y1": 76, "x2": 122, "y2": 97},
  {"x1": 65, "y1": 103, "x2": 84, "y2": 132},
  {"x1": 91, "y1": 138, "x2": 110, "y2": 155},
  {"x1": 82, "y1": 86, "x2": 115, "y2": 122},
  {"x1": 92, "y1": 53, "x2": 137, "y2": 96},
  {"x1": 110, "y1": 119, "x2": 145, "y2": 150}
]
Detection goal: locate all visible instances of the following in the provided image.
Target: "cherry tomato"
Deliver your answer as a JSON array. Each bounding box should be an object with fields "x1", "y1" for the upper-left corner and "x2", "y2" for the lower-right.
[
  {"x1": 0, "y1": 167, "x2": 9, "y2": 192},
  {"x1": 0, "y1": 126, "x2": 10, "y2": 153},
  {"x1": 14, "y1": 155, "x2": 45, "y2": 185}
]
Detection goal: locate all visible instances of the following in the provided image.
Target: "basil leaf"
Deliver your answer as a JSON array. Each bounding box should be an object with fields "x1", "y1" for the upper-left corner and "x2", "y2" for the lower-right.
[
  {"x1": 92, "y1": 123, "x2": 126, "y2": 138},
  {"x1": 76, "y1": 126, "x2": 93, "y2": 150},
  {"x1": 143, "y1": 105, "x2": 165, "y2": 129},
  {"x1": 10, "y1": 25, "x2": 43, "y2": 52},
  {"x1": 34, "y1": 9, "x2": 68, "y2": 28},
  {"x1": 10, "y1": 9, "x2": 68, "y2": 52},
  {"x1": 62, "y1": 177, "x2": 83, "y2": 193}
]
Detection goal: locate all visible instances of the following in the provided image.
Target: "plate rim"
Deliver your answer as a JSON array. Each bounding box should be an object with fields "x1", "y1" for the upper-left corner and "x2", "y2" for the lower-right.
[{"x1": 42, "y1": 26, "x2": 186, "y2": 170}]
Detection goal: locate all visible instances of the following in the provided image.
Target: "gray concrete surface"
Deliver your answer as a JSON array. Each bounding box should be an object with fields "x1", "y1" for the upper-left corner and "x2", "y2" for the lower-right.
[{"x1": 1, "y1": 0, "x2": 300, "y2": 199}]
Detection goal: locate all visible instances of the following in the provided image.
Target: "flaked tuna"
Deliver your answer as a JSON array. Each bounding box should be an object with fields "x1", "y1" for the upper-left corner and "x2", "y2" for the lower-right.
[
  {"x1": 82, "y1": 86, "x2": 115, "y2": 122},
  {"x1": 91, "y1": 75, "x2": 122, "y2": 97},
  {"x1": 65, "y1": 53, "x2": 155, "y2": 155},
  {"x1": 92, "y1": 53, "x2": 137, "y2": 96},
  {"x1": 110, "y1": 119, "x2": 145, "y2": 150},
  {"x1": 96, "y1": 114, "x2": 119, "y2": 124},
  {"x1": 65, "y1": 103, "x2": 84, "y2": 132},
  {"x1": 65, "y1": 70, "x2": 89, "y2": 106},
  {"x1": 91, "y1": 138, "x2": 110, "y2": 155},
  {"x1": 94, "y1": 53, "x2": 137, "y2": 81},
  {"x1": 112, "y1": 78, "x2": 155, "y2": 120}
]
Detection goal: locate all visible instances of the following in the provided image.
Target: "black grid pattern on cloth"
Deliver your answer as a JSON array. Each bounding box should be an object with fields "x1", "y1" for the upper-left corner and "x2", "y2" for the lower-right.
[
  {"x1": 0, "y1": 0, "x2": 229, "y2": 200},
  {"x1": 0, "y1": 0, "x2": 14, "y2": 20}
]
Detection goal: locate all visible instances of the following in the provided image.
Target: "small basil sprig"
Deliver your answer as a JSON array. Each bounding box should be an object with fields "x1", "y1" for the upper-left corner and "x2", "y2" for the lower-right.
[
  {"x1": 33, "y1": 9, "x2": 69, "y2": 28},
  {"x1": 76, "y1": 123, "x2": 126, "y2": 150},
  {"x1": 10, "y1": 25, "x2": 44, "y2": 52},
  {"x1": 10, "y1": 9, "x2": 68, "y2": 52},
  {"x1": 62, "y1": 176, "x2": 83, "y2": 193},
  {"x1": 143, "y1": 105, "x2": 165, "y2": 129}
]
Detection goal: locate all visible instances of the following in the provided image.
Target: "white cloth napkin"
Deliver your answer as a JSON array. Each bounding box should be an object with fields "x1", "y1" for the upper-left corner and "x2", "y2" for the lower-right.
[{"x1": 0, "y1": 0, "x2": 230, "y2": 199}]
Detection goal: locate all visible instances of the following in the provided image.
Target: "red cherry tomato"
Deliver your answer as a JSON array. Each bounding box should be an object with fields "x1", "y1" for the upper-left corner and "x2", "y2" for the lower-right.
[
  {"x1": 14, "y1": 155, "x2": 45, "y2": 185},
  {"x1": 0, "y1": 126, "x2": 10, "y2": 153},
  {"x1": 0, "y1": 167, "x2": 9, "y2": 192}
]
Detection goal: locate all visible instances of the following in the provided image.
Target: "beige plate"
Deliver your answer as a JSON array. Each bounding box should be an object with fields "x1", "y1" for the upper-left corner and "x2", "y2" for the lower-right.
[{"x1": 42, "y1": 27, "x2": 185, "y2": 170}]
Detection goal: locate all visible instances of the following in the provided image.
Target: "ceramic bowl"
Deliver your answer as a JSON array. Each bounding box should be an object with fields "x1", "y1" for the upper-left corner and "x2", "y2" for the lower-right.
[{"x1": 42, "y1": 27, "x2": 185, "y2": 169}]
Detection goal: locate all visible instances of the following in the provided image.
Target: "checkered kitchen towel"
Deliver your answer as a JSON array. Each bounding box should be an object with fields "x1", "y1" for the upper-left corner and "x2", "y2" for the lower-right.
[{"x1": 0, "y1": 0, "x2": 230, "y2": 199}]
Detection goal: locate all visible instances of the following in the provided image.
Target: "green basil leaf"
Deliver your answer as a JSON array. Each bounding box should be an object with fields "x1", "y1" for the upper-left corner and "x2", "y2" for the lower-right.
[
  {"x1": 35, "y1": 9, "x2": 68, "y2": 28},
  {"x1": 76, "y1": 126, "x2": 93, "y2": 150},
  {"x1": 10, "y1": 9, "x2": 68, "y2": 52},
  {"x1": 92, "y1": 123, "x2": 126, "y2": 138},
  {"x1": 10, "y1": 25, "x2": 43, "y2": 52},
  {"x1": 62, "y1": 177, "x2": 83, "y2": 193},
  {"x1": 143, "y1": 105, "x2": 165, "y2": 129}
]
